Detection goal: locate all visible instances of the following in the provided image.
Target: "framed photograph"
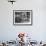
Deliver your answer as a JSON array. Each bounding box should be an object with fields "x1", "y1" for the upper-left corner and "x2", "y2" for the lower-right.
[{"x1": 13, "y1": 10, "x2": 32, "y2": 26}]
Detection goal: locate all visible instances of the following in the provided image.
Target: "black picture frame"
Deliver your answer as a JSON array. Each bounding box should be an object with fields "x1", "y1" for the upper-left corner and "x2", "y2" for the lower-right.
[{"x1": 13, "y1": 10, "x2": 33, "y2": 26}]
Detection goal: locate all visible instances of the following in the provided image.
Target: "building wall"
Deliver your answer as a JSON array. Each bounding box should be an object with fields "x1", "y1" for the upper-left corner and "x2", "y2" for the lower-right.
[{"x1": 0, "y1": 0, "x2": 46, "y2": 41}]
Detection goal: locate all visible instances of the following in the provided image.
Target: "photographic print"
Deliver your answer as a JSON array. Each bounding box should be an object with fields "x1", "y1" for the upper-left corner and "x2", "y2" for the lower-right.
[{"x1": 13, "y1": 10, "x2": 32, "y2": 25}]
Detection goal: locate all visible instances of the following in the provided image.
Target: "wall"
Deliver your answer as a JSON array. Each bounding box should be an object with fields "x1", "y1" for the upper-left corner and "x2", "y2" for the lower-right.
[{"x1": 0, "y1": 0, "x2": 46, "y2": 42}]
